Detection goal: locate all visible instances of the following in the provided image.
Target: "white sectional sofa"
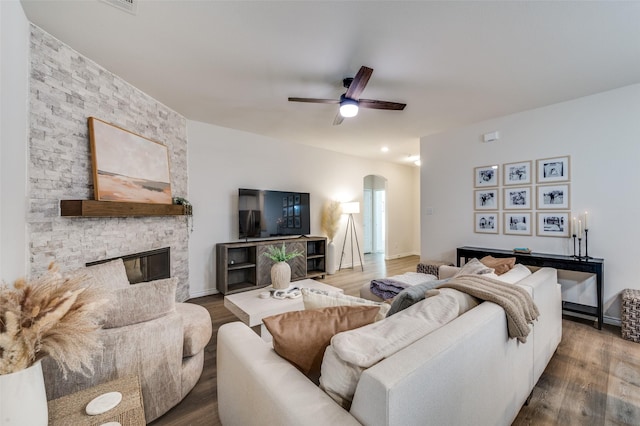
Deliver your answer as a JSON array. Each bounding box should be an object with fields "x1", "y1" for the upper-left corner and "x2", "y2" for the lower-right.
[{"x1": 216, "y1": 265, "x2": 562, "y2": 426}]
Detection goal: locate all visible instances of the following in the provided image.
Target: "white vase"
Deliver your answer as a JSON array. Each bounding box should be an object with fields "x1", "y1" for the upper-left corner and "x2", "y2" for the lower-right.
[
  {"x1": 326, "y1": 241, "x2": 336, "y2": 275},
  {"x1": 271, "y1": 261, "x2": 291, "y2": 289},
  {"x1": 0, "y1": 359, "x2": 48, "y2": 425}
]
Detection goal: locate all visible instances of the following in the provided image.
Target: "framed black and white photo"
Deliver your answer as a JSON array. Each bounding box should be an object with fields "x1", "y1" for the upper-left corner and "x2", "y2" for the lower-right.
[
  {"x1": 537, "y1": 184, "x2": 570, "y2": 210},
  {"x1": 503, "y1": 186, "x2": 532, "y2": 210},
  {"x1": 537, "y1": 212, "x2": 570, "y2": 237},
  {"x1": 474, "y1": 165, "x2": 499, "y2": 188},
  {"x1": 503, "y1": 212, "x2": 532, "y2": 236},
  {"x1": 537, "y1": 155, "x2": 570, "y2": 183},
  {"x1": 474, "y1": 189, "x2": 499, "y2": 210},
  {"x1": 504, "y1": 160, "x2": 532, "y2": 185},
  {"x1": 474, "y1": 212, "x2": 498, "y2": 234}
]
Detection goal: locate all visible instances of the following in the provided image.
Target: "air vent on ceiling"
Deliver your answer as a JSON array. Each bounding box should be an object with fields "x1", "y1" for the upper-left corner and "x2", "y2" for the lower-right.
[{"x1": 100, "y1": 0, "x2": 138, "y2": 15}]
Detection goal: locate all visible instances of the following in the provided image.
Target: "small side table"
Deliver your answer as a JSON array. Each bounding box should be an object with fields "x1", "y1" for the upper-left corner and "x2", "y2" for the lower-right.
[{"x1": 48, "y1": 375, "x2": 145, "y2": 425}]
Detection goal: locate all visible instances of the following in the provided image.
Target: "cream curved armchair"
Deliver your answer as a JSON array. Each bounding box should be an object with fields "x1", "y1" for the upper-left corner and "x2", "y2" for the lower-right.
[{"x1": 42, "y1": 259, "x2": 212, "y2": 422}]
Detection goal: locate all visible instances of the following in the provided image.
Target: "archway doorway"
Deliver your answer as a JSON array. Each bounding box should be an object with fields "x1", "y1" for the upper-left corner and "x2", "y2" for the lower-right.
[{"x1": 363, "y1": 175, "x2": 387, "y2": 255}]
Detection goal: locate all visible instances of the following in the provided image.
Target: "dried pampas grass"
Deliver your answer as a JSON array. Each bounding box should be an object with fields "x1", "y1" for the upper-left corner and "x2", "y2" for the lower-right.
[
  {"x1": 0, "y1": 263, "x2": 108, "y2": 376},
  {"x1": 321, "y1": 201, "x2": 342, "y2": 242}
]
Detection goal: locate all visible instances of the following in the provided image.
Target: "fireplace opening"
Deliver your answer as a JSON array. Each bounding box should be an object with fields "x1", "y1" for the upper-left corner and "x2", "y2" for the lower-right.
[{"x1": 87, "y1": 247, "x2": 170, "y2": 284}]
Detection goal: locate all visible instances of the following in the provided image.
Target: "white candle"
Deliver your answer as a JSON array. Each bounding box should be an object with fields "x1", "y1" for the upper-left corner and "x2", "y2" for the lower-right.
[
  {"x1": 584, "y1": 211, "x2": 588, "y2": 230},
  {"x1": 573, "y1": 216, "x2": 577, "y2": 236},
  {"x1": 578, "y1": 219, "x2": 582, "y2": 237}
]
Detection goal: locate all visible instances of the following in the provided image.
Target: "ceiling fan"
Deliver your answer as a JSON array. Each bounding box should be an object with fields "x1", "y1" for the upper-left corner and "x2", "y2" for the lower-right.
[{"x1": 288, "y1": 66, "x2": 407, "y2": 125}]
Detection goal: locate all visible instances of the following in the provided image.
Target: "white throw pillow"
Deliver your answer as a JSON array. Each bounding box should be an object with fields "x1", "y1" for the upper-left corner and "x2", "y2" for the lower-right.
[
  {"x1": 453, "y1": 258, "x2": 495, "y2": 277},
  {"x1": 302, "y1": 288, "x2": 390, "y2": 322},
  {"x1": 493, "y1": 263, "x2": 531, "y2": 284}
]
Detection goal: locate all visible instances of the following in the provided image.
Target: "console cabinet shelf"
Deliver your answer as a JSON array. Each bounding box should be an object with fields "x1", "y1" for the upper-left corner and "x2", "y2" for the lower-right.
[{"x1": 216, "y1": 237, "x2": 327, "y2": 295}]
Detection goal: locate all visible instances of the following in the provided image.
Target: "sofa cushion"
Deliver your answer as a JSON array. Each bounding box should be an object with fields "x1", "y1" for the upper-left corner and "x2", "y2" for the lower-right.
[
  {"x1": 262, "y1": 306, "x2": 379, "y2": 382},
  {"x1": 85, "y1": 258, "x2": 130, "y2": 289},
  {"x1": 302, "y1": 288, "x2": 390, "y2": 322},
  {"x1": 102, "y1": 277, "x2": 177, "y2": 329},
  {"x1": 175, "y1": 302, "x2": 213, "y2": 357},
  {"x1": 320, "y1": 291, "x2": 466, "y2": 407},
  {"x1": 480, "y1": 255, "x2": 516, "y2": 275}
]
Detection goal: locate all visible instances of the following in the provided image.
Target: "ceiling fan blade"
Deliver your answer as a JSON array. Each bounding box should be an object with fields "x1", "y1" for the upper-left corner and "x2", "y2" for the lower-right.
[
  {"x1": 345, "y1": 66, "x2": 373, "y2": 100},
  {"x1": 359, "y1": 99, "x2": 407, "y2": 110},
  {"x1": 333, "y1": 112, "x2": 344, "y2": 126},
  {"x1": 288, "y1": 97, "x2": 340, "y2": 104}
]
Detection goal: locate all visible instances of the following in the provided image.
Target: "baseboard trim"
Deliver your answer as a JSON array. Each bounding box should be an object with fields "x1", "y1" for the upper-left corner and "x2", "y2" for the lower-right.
[
  {"x1": 188, "y1": 288, "x2": 219, "y2": 299},
  {"x1": 384, "y1": 251, "x2": 420, "y2": 261}
]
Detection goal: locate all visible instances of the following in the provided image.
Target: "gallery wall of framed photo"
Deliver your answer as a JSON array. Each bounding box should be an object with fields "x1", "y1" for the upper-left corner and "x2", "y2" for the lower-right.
[{"x1": 473, "y1": 155, "x2": 571, "y2": 237}]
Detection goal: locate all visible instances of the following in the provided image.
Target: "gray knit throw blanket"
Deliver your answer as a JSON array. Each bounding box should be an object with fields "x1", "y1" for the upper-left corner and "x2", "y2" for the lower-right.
[{"x1": 438, "y1": 274, "x2": 540, "y2": 343}]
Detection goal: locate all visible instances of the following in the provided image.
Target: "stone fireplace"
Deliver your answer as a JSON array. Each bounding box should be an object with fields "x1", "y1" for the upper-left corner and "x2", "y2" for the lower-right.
[{"x1": 27, "y1": 25, "x2": 189, "y2": 301}]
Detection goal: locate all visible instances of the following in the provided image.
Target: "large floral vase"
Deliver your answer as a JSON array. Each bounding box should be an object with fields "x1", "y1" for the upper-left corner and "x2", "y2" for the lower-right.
[{"x1": 0, "y1": 359, "x2": 48, "y2": 425}]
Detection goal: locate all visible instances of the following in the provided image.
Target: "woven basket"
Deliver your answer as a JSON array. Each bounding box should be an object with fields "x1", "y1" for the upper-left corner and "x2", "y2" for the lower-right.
[{"x1": 621, "y1": 289, "x2": 640, "y2": 343}]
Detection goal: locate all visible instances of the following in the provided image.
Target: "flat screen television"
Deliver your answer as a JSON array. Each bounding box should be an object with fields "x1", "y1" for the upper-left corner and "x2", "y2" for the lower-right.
[{"x1": 238, "y1": 188, "x2": 311, "y2": 239}]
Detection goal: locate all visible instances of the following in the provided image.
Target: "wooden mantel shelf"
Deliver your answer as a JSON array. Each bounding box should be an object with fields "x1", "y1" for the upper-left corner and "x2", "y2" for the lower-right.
[{"x1": 60, "y1": 200, "x2": 189, "y2": 217}]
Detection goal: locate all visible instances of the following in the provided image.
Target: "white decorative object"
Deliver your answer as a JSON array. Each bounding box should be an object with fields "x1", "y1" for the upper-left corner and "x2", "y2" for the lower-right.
[
  {"x1": 0, "y1": 360, "x2": 48, "y2": 425},
  {"x1": 326, "y1": 241, "x2": 336, "y2": 275},
  {"x1": 259, "y1": 291, "x2": 270, "y2": 299},
  {"x1": 271, "y1": 261, "x2": 291, "y2": 290},
  {"x1": 86, "y1": 391, "x2": 123, "y2": 415}
]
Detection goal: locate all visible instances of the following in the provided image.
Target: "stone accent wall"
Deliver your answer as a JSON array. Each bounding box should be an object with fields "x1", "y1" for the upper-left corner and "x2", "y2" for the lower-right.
[{"x1": 28, "y1": 25, "x2": 190, "y2": 301}]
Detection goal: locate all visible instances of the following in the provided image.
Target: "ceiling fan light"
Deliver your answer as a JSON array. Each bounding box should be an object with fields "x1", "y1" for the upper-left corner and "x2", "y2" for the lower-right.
[{"x1": 340, "y1": 98, "x2": 359, "y2": 118}]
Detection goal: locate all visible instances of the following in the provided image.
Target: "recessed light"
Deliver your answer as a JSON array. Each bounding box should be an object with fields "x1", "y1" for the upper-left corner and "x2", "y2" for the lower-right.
[{"x1": 381, "y1": 146, "x2": 389, "y2": 153}]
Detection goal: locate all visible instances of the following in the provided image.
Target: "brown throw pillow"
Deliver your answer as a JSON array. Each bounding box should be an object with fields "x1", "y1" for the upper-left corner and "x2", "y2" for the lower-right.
[
  {"x1": 480, "y1": 255, "x2": 516, "y2": 275},
  {"x1": 262, "y1": 305, "x2": 379, "y2": 382}
]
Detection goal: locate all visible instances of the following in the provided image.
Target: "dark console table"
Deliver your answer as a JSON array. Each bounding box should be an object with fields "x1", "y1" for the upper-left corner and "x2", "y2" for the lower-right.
[{"x1": 456, "y1": 246, "x2": 605, "y2": 329}]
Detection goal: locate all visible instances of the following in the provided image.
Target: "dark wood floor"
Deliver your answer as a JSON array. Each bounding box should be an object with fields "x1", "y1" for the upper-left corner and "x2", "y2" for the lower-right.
[{"x1": 150, "y1": 254, "x2": 640, "y2": 426}]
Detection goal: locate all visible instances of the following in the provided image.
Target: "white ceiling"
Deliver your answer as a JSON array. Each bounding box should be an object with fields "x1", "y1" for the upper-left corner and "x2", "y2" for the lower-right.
[{"x1": 20, "y1": 0, "x2": 640, "y2": 165}]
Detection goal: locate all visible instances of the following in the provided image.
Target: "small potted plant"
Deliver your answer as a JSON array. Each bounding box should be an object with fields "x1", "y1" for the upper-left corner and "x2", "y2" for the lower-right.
[{"x1": 263, "y1": 243, "x2": 303, "y2": 289}]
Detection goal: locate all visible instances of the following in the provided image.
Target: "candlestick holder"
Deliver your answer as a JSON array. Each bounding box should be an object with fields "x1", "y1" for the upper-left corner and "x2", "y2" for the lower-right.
[
  {"x1": 577, "y1": 237, "x2": 583, "y2": 260},
  {"x1": 572, "y1": 234, "x2": 578, "y2": 259},
  {"x1": 584, "y1": 228, "x2": 591, "y2": 260}
]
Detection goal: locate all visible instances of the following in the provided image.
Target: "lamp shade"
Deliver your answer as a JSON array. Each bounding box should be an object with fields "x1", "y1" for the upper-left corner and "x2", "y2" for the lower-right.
[{"x1": 341, "y1": 202, "x2": 360, "y2": 214}]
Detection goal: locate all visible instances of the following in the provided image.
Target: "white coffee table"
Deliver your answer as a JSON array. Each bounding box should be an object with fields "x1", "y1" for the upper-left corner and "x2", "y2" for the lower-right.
[{"x1": 224, "y1": 279, "x2": 343, "y2": 341}]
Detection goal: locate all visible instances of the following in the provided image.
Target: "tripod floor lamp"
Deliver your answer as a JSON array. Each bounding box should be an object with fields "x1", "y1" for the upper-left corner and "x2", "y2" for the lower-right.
[{"x1": 339, "y1": 202, "x2": 364, "y2": 271}]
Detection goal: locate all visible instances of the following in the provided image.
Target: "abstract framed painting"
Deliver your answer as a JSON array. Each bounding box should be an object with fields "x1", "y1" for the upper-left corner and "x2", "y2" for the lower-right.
[{"x1": 88, "y1": 117, "x2": 172, "y2": 204}]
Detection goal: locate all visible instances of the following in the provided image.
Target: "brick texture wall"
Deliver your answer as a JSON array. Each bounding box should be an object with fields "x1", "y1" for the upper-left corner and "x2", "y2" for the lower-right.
[{"x1": 28, "y1": 25, "x2": 190, "y2": 301}]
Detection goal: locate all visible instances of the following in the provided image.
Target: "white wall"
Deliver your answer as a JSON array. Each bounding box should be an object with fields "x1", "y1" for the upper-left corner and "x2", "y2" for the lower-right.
[
  {"x1": 420, "y1": 84, "x2": 640, "y2": 322},
  {"x1": 0, "y1": 0, "x2": 30, "y2": 283},
  {"x1": 188, "y1": 120, "x2": 419, "y2": 297}
]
